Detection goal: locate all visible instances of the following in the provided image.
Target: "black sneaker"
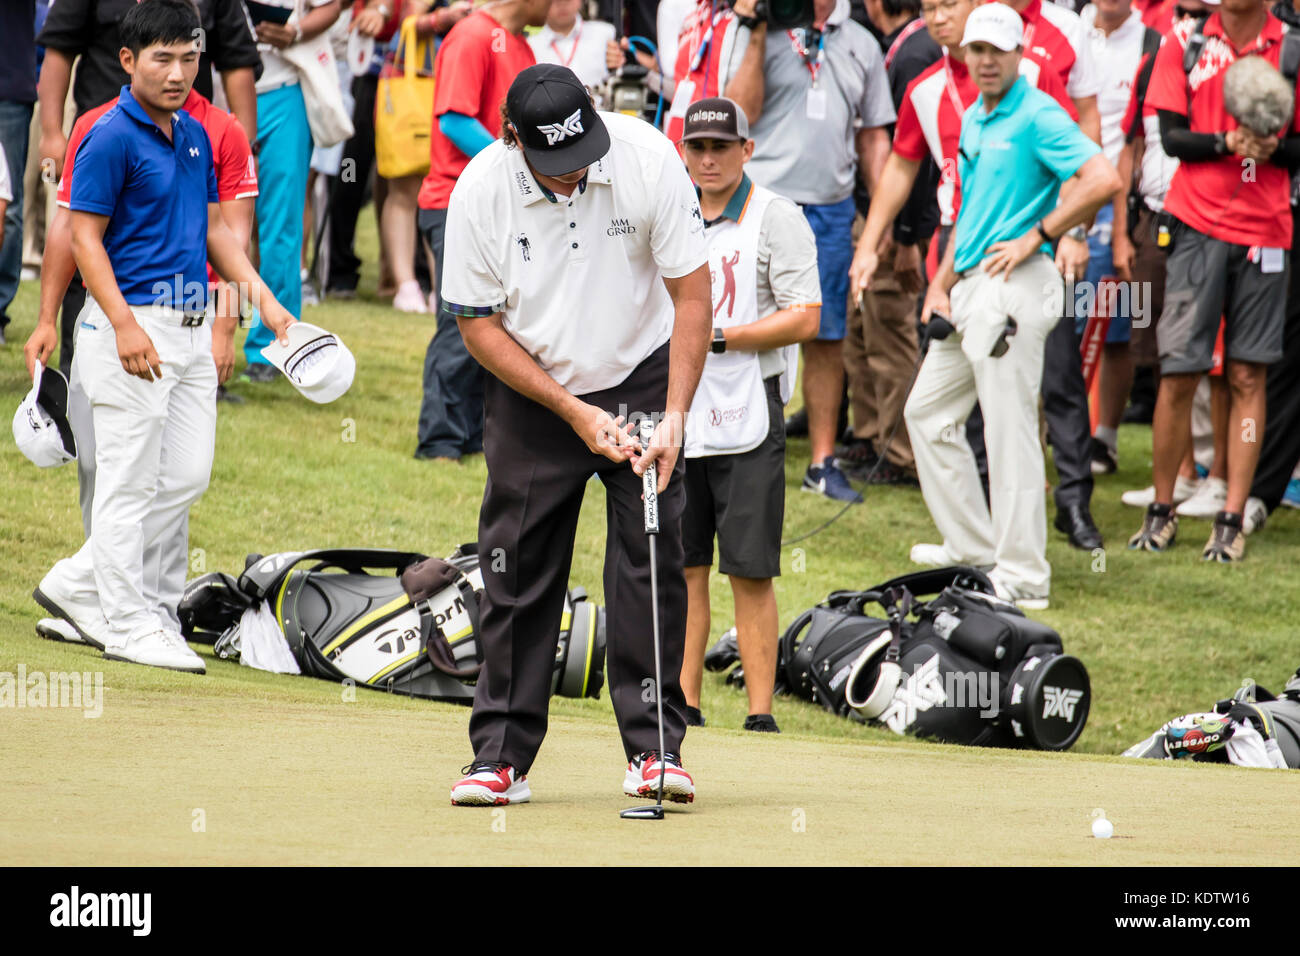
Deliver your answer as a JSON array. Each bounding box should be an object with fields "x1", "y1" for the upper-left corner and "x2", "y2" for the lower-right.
[
  {"x1": 864, "y1": 460, "x2": 920, "y2": 487},
  {"x1": 1089, "y1": 437, "x2": 1117, "y2": 475},
  {"x1": 239, "y1": 362, "x2": 279, "y2": 384},
  {"x1": 1128, "y1": 502, "x2": 1178, "y2": 552},
  {"x1": 834, "y1": 437, "x2": 879, "y2": 474},
  {"x1": 802, "y1": 457, "x2": 864, "y2": 503},
  {"x1": 703, "y1": 628, "x2": 739, "y2": 672},
  {"x1": 685, "y1": 705, "x2": 706, "y2": 727},
  {"x1": 216, "y1": 384, "x2": 245, "y2": 405},
  {"x1": 743, "y1": 713, "x2": 781, "y2": 733}
]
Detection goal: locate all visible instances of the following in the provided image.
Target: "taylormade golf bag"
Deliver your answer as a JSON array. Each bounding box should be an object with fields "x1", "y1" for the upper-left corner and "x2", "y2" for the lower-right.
[
  {"x1": 765, "y1": 567, "x2": 1089, "y2": 750},
  {"x1": 1122, "y1": 669, "x2": 1300, "y2": 769},
  {"x1": 178, "y1": 545, "x2": 607, "y2": 703}
]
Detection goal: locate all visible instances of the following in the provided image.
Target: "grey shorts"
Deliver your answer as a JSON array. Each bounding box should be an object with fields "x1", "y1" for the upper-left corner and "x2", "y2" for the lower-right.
[
  {"x1": 682, "y1": 376, "x2": 785, "y2": 579},
  {"x1": 1157, "y1": 217, "x2": 1287, "y2": 374}
]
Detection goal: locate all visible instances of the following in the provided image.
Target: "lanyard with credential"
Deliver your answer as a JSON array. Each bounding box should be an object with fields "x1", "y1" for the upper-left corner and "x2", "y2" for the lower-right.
[
  {"x1": 941, "y1": 53, "x2": 968, "y2": 120},
  {"x1": 787, "y1": 28, "x2": 826, "y2": 88},
  {"x1": 884, "y1": 18, "x2": 926, "y2": 71},
  {"x1": 689, "y1": 6, "x2": 728, "y2": 73},
  {"x1": 550, "y1": 24, "x2": 582, "y2": 68}
]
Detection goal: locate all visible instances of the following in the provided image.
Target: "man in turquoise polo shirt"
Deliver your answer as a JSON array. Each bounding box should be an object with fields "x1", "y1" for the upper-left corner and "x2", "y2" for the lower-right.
[{"x1": 905, "y1": 2, "x2": 1119, "y2": 610}]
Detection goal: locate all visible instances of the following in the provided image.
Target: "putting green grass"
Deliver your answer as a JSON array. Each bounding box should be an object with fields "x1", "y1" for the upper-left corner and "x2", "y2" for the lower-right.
[{"x1": 2, "y1": 218, "x2": 1298, "y2": 865}]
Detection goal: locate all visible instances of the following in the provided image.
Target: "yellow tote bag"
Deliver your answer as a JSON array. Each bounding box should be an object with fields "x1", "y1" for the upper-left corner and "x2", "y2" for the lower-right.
[{"x1": 375, "y1": 16, "x2": 435, "y2": 179}]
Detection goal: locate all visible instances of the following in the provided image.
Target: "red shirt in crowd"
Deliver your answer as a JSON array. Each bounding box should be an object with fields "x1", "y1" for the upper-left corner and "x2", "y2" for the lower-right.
[
  {"x1": 892, "y1": 53, "x2": 1077, "y2": 225},
  {"x1": 417, "y1": 9, "x2": 535, "y2": 210},
  {"x1": 59, "y1": 88, "x2": 257, "y2": 283},
  {"x1": 1145, "y1": 10, "x2": 1300, "y2": 247},
  {"x1": 1006, "y1": 0, "x2": 1097, "y2": 99},
  {"x1": 1141, "y1": 0, "x2": 1177, "y2": 36}
]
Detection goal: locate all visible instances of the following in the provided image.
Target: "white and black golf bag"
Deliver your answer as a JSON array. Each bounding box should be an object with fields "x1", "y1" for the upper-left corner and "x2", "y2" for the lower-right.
[
  {"x1": 710, "y1": 567, "x2": 1090, "y2": 751},
  {"x1": 177, "y1": 545, "x2": 607, "y2": 703},
  {"x1": 1123, "y1": 669, "x2": 1300, "y2": 769}
]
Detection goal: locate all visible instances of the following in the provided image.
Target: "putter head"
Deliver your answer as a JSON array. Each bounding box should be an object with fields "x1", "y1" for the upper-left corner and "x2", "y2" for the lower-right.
[{"x1": 620, "y1": 805, "x2": 665, "y2": 820}]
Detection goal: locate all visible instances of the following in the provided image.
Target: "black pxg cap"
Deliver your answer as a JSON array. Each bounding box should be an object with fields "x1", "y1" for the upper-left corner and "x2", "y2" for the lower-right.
[{"x1": 505, "y1": 64, "x2": 610, "y2": 177}]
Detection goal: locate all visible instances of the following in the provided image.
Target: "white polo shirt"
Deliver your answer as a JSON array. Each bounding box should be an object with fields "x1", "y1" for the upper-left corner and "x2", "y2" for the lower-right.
[
  {"x1": 1081, "y1": 4, "x2": 1146, "y2": 168},
  {"x1": 441, "y1": 111, "x2": 708, "y2": 395},
  {"x1": 528, "y1": 16, "x2": 617, "y2": 93}
]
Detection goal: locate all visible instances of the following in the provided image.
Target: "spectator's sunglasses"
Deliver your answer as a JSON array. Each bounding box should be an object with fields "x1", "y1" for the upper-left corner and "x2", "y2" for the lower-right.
[{"x1": 1173, "y1": 6, "x2": 1203, "y2": 19}]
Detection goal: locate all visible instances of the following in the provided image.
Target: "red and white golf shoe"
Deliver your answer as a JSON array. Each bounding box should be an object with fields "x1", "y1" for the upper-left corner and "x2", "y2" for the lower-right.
[
  {"x1": 623, "y1": 752, "x2": 695, "y2": 804},
  {"x1": 450, "y1": 762, "x2": 531, "y2": 806}
]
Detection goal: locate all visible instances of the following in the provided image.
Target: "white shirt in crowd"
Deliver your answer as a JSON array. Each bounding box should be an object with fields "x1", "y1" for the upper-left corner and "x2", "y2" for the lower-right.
[
  {"x1": 441, "y1": 112, "x2": 708, "y2": 395},
  {"x1": 1034, "y1": 0, "x2": 1102, "y2": 100},
  {"x1": 1081, "y1": 3, "x2": 1146, "y2": 167},
  {"x1": 254, "y1": 0, "x2": 337, "y2": 94},
  {"x1": 529, "y1": 15, "x2": 617, "y2": 92}
]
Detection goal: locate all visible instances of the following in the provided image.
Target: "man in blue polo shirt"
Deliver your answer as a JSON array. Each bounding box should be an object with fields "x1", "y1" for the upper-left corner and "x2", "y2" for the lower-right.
[
  {"x1": 33, "y1": 0, "x2": 296, "y2": 674},
  {"x1": 905, "y1": 2, "x2": 1119, "y2": 610}
]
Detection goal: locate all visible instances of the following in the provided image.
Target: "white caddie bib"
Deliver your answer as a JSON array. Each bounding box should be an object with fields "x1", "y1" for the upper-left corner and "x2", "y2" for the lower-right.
[{"x1": 685, "y1": 186, "x2": 776, "y2": 459}]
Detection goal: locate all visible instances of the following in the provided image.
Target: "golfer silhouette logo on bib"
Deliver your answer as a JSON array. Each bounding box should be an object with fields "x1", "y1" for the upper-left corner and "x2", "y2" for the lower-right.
[{"x1": 686, "y1": 189, "x2": 775, "y2": 459}]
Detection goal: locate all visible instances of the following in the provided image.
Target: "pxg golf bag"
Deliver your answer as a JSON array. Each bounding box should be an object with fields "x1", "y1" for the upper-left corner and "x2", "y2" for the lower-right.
[
  {"x1": 178, "y1": 545, "x2": 607, "y2": 703},
  {"x1": 727, "y1": 567, "x2": 1089, "y2": 750},
  {"x1": 1123, "y1": 669, "x2": 1300, "y2": 769}
]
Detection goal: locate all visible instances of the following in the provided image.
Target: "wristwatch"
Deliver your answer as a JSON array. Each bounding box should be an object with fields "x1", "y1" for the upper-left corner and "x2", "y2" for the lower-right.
[
  {"x1": 1214, "y1": 132, "x2": 1228, "y2": 156},
  {"x1": 1065, "y1": 225, "x2": 1087, "y2": 242},
  {"x1": 711, "y1": 327, "x2": 727, "y2": 354}
]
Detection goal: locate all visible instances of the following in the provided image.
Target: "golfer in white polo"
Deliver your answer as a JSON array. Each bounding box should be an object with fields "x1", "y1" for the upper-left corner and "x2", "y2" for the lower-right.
[{"x1": 441, "y1": 64, "x2": 713, "y2": 806}]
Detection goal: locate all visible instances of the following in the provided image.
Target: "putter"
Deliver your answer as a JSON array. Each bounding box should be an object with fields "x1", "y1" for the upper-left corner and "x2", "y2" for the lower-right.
[{"x1": 621, "y1": 416, "x2": 667, "y2": 821}]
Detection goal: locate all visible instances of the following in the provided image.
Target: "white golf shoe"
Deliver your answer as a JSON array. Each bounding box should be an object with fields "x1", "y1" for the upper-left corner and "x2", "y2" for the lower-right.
[
  {"x1": 450, "y1": 763, "x2": 530, "y2": 806},
  {"x1": 1243, "y1": 496, "x2": 1269, "y2": 536},
  {"x1": 624, "y1": 751, "x2": 694, "y2": 804},
  {"x1": 1175, "y1": 476, "x2": 1228, "y2": 518},
  {"x1": 35, "y1": 618, "x2": 85, "y2": 644},
  {"x1": 33, "y1": 564, "x2": 111, "y2": 650},
  {"x1": 1121, "y1": 474, "x2": 1200, "y2": 509},
  {"x1": 103, "y1": 629, "x2": 206, "y2": 674}
]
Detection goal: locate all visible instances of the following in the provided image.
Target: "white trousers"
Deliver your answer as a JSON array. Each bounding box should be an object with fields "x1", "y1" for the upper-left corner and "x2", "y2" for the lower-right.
[
  {"x1": 904, "y1": 255, "x2": 1063, "y2": 592},
  {"x1": 53, "y1": 299, "x2": 217, "y2": 644}
]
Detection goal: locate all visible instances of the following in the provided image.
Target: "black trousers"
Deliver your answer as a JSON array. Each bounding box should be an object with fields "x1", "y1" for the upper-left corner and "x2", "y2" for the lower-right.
[
  {"x1": 470, "y1": 341, "x2": 688, "y2": 773},
  {"x1": 326, "y1": 73, "x2": 378, "y2": 294},
  {"x1": 1250, "y1": 219, "x2": 1300, "y2": 512},
  {"x1": 416, "y1": 207, "x2": 485, "y2": 458}
]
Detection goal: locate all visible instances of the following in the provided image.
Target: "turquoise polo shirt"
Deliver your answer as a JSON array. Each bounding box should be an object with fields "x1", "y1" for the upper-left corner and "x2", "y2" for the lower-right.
[
  {"x1": 69, "y1": 85, "x2": 218, "y2": 312},
  {"x1": 951, "y1": 76, "x2": 1100, "y2": 276}
]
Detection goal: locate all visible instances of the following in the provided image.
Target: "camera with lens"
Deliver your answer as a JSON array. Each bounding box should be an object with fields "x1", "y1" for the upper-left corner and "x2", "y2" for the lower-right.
[{"x1": 741, "y1": 0, "x2": 816, "y2": 30}]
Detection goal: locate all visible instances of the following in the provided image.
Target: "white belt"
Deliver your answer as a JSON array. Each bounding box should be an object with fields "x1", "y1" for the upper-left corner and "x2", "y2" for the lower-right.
[{"x1": 129, "y1": 303, "x2": 212, "y2": 328}]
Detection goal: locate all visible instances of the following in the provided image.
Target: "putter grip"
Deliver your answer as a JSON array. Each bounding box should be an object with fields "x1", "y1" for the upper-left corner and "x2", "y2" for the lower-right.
[{"x1": 640, "y1": 417, "x2": 659, "y2": 535}]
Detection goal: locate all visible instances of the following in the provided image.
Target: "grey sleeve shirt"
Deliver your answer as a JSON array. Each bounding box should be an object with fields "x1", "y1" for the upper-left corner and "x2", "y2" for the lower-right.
[
  {"x1": 731, "y1": 20, "x2": 896, "y2": 206},
  {"x1": 756, "y1": 195, "x2": 821, "y2": 378}
]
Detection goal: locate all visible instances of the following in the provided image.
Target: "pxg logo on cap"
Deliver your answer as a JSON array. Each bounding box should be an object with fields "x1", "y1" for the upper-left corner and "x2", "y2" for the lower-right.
[
  {"x1": 12, "y1": 364, "x2": 77, "y2": 468},
  {"x1": 506, "y1": 64, "x2": 610, "y2": 177},
  {"x1": 260, "y1": 323, "x2": 356, "y2": 404}
]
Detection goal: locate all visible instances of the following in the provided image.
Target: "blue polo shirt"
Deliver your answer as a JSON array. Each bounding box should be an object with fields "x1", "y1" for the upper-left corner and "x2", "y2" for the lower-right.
[
  {"x1": 951, "y1": 76, "x2": 1100, "y2": 276},
  {"x1": 69, "y1": 85, "x2": 218, "y2": 312}
]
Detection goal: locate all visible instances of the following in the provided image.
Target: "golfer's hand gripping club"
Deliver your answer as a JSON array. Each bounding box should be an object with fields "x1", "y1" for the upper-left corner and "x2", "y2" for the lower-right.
[{"x1": 640, "y1": 417, "x2": 660, "y2": 536}]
